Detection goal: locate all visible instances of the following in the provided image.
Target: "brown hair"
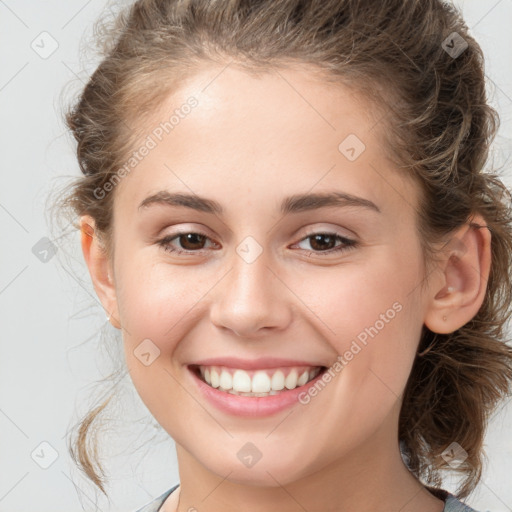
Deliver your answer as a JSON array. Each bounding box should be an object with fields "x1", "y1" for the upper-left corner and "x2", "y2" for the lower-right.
[{"x1": 55, "y1": 0, "x2": 512, "y2": 498}]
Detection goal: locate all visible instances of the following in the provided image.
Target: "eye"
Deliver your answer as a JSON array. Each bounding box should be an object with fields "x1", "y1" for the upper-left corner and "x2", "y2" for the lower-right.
[
  {"x1": 157, "y1": 231, "x2": 217, "y2": 255},
  {"x1": 156, "y1": 230, "x2": 358, "y2": 256},
  {"x1": 293, "y1": 231, "x2": 358, "y2": 256}
]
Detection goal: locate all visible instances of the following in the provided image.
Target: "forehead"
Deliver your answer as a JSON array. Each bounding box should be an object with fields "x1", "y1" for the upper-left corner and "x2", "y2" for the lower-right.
[{"x1": 114, "y1": 64, "x2": 419, "y2": 220}]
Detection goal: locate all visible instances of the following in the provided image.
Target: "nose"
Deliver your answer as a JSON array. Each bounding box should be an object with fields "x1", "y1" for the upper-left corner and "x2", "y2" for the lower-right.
[{"x1": 209, "y1": 246, "x2": 293, "y2": 338}]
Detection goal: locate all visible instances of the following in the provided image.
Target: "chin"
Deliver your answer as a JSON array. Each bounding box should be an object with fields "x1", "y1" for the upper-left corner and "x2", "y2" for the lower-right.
[{"x1": 200, "y1": 447, "x2": 317, "y2": 488}]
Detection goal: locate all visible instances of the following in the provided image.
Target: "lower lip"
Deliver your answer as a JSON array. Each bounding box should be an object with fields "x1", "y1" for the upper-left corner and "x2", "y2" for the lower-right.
[{"x1": 188, "y1": 367, "x2": 326, "y2": 417}]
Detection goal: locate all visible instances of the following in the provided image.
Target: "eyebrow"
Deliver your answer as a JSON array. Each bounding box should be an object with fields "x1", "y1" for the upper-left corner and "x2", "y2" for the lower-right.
[{"x1": 138, "y1": 190, "x2": 381, "y2": 215}]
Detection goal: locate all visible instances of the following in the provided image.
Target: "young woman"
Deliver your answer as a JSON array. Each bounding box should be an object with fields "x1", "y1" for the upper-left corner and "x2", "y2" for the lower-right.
[{"x1": 57, "y1": 0, "x2": 512, "y2": 510}]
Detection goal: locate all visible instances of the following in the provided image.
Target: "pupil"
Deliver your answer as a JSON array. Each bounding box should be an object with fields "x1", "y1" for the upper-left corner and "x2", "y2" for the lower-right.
[
  {"x1": 181, "y1": 233, "x2": 205, "y2": 250},
  {"x1": 311, "y1": 234, "x2": 334, "y2": 251}
]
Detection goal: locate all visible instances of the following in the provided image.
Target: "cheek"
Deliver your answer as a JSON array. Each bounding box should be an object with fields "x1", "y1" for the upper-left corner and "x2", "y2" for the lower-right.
[
  {"x1": 299, "y1": 254, "x2": 422, "y2": 341},
  {"x1": 113, "y1": 255, "x2": 207, "y2": 415},
  {"x1": 285, "y1": 260, "x2": 425, "y2": 461},
  {"x1": 296, "y1": 250, "x2": 425, "y2": 398},
  {"x1": 115, "y1": 252, "x2": 206, "y2": 344}
]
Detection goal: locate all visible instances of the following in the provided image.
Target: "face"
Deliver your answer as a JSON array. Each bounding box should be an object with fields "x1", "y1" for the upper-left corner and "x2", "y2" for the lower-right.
[{"x1": 105, "y1": 64, "x2": 431, "y2": 487}]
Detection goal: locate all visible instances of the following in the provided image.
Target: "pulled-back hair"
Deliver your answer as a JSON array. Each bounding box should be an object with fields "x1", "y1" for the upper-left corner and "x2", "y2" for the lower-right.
[{"x1": 57, "y1": 0, "x2": 512, "y2": 498}]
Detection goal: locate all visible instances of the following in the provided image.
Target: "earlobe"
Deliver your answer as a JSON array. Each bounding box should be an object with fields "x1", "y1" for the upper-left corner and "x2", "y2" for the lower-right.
[
  {"x1": 424, "y1": 215, "x2": 491, "y2": 334},
  {"x1": 80, "y1": 215, "x2": 121, "y2": 329}
]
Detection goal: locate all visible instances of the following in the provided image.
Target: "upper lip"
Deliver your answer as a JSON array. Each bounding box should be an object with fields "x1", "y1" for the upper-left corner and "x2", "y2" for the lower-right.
[{"x1": 188, "y1": 357, "x2": 326, "y2": 370}]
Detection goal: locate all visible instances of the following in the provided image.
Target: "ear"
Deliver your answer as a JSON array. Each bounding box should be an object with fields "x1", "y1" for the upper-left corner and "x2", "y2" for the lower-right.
[
  {"x1": 424, "y1": 214, "x2": 491, "y2": 334},
  {"x1": 80, "y1": 215, "x2": 121, "y2": 329}
]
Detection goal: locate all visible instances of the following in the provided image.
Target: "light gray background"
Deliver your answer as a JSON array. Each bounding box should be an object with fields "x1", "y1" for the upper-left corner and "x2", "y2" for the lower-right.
[{"x1": 1, "y1": 1, "x2": 511, "y2": 511}]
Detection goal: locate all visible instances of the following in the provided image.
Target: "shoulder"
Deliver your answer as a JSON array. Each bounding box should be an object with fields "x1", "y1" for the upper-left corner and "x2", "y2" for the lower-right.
[
  {"x1": 425, "y1": 486, "x2": 480, "y2": 512},
  {"x1": 133, "y1": 484, "x2": 180, "y2": 512},
  {"x1": 443, "y1": 495, "x2": 480, "y2": 512}
]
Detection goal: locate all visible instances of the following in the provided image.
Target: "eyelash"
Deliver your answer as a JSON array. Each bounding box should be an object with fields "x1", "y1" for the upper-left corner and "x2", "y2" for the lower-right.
[{"x1": 157, "y1": 230, "x2": 358, "y2": 257}]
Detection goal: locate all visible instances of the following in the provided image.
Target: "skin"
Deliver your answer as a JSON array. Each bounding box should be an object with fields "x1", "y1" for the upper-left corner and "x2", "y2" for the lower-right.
[{"x1": 80, "y1": 64, "x2": 491, "y2": 512}]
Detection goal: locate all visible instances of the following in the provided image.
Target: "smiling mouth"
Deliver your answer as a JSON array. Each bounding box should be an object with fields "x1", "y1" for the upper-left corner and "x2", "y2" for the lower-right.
[{"x1": 189, "y1": 365, "x2": 327, "y2": 397}]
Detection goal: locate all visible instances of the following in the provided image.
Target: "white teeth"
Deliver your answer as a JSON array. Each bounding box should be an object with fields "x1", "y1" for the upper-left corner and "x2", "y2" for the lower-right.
[
  {"x1": 232, "y1": 369, "x2": 252, "y2": 392},
  {"x1": 252, "y1": 371, "x2": 271, "y2": 393},
  {"x1": 197, "y1": 365, "x2": 323, "y2": 395},
  {"x1": 285, "y1": 369, "x2": 298, "y2": 389},
  {"x1": 310, "y1": 367, "x2": 321, "y2": 379},
  {"x1": 271, "y1": 370, "x2": 285, "y2": 391},
  {"x1": 210, "y1": 368, "x2": 220, "y2": 388},
  {"x1": 297, "y1": 370, "x2": 309, "y2": 386},
  {"x1": 219, "y1": 370, "x2": 232, "y2": 390}
]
